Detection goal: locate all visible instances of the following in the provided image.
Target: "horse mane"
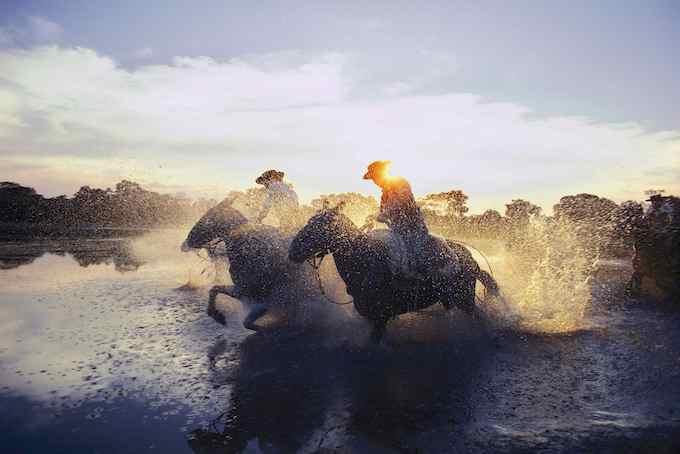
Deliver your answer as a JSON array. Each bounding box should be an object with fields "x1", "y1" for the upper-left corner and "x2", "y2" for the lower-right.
[{"x1": 206, "y1": 198, "x2": 248, "y2": 228}]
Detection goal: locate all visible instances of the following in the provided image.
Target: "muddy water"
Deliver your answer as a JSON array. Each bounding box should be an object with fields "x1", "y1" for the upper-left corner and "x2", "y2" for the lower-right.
[{"x1": 1, "y1": 233, "x2": 679, "y2": 453}]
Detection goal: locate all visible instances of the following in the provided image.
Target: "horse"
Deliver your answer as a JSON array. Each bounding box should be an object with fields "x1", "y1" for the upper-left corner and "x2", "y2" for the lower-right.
[
  {"x1": 628, "y1": 195, "x2": 680, "y2": 302},
  {"x1": 288, "y1": 204, "x2": 500, "y2": 341},
  {"x1": 181, "y1": 198, "x2": 317, "y2": 330}
]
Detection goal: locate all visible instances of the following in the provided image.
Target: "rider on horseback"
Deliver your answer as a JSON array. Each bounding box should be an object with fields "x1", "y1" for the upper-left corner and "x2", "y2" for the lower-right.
[
  {"x1": 363, "y1": 160, "x2": 455, "y2": 281},
  {"x1": 255, "y1": 169, "x2": 302, "y2": 233}
]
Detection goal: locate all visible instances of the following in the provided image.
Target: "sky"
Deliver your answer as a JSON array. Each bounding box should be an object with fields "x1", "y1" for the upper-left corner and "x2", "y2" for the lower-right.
[{"x1": 0, "y1": 0, "x2": 678, "y2": 213}]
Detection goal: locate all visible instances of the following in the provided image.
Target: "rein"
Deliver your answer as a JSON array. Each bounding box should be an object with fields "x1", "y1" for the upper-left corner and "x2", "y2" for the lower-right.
[
  {"x1": 306, "y1": 250, "x2": 353, "y2": 306},
  {"x1": 450, "y1": 239, "x2": 495, "y2": 277}
]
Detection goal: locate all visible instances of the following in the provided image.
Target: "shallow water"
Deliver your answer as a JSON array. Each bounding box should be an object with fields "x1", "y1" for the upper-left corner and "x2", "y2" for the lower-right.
[{"x1": 1, "y1": 233, "x2": 679, "y2": 453}]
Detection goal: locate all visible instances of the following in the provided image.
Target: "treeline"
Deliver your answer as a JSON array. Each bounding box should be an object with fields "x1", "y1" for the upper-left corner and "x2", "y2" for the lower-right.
[
  {"x1": 422, "y1": 191, "x2": 652, "y2": 257},
  {"x1": 0, "y1": 180, "x2": 216, "y2": 234},
  {"x1": 301, "y1": 189, "x2": 664, "y2": 258},
  {"x1": 420, "y1": 191, "x2": 638, "y2": 239},
  {"x1": 2, "y1": 179, "x2": 671, "y2": 260}
]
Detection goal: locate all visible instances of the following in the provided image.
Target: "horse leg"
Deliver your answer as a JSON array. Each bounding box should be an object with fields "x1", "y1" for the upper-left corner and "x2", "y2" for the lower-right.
[
  {"x1": 207, "y1": 285, "x2": 240, "y2": 325},
  {"x1": 370, "y1": 317, "x2": 389, "y2": 343},
  {"x1": 243, "y1": 305, "x2": 268, "y2": 331},
  {"x1": 433, "y1": 274, "x2": 453, "y2": 311},
  {"x1": 626, "y1": 271, "x2": 642, "y2": 296},
  {"x1": 454, "y1": 278, "x2": 477, "y2": 315}
]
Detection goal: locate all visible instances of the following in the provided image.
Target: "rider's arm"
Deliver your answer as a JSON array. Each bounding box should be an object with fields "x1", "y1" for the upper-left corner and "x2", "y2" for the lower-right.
[
  {"x1": 376, "y1": 190, "x2": 392, "y2": 225},
  {"x1": 256, "y1": 191, "x2": 274, "y2": 222}
]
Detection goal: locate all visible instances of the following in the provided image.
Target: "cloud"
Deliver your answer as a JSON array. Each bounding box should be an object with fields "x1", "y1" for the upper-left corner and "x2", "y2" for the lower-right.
[
  {"x1": 0, "y1": 45, "x2": 678, "y2": 211},
  {"x1": 132, "y1": 47, "x2": 153, "y2": 59},
  {"x1": 0, "y1": 16, "x2": 63, "y2": 48},
  {"x1": 26, "y1": 16, "x2": 63, "y2": 42}
]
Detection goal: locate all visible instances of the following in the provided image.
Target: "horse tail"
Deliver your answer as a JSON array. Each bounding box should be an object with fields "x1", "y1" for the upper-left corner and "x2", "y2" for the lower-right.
[{"x1": 476, "y1": 269, "x2": 499, "y2": 297}]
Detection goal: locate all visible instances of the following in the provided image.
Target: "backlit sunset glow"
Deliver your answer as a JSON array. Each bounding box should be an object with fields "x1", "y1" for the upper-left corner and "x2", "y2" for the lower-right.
[
  {"x1": 1, "y1": 3, "x2": 679, "y2": 453},
  {"x1": 1, "y1": 19, "x2": 678, "y2": 211}
]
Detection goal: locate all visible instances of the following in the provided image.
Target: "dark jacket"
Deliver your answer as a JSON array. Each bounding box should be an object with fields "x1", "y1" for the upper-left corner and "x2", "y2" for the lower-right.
[{"x1": 377, "y1": 177, "x2": 428, "y2": 236}]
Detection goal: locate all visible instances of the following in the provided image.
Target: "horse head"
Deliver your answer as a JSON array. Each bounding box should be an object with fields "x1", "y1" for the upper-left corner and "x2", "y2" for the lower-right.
[
  {"x1": 181, "y1": 198, "x2": 248, "y2": 252},
  {"x1": 288, "y1": 202, "x2": 350, "y2": 263}
]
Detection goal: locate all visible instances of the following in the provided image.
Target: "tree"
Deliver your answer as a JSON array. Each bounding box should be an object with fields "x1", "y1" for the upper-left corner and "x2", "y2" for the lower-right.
[
  {"x1": 505, "y1": 199, "x2": 541, "y2": 225},
  {"x1": 466, "y1": 209, "x2": 505, "y2": 238},
  {"x1": 419, "y1": 190, "x2": 469, "y2": 218},
  {"x1": 553, "y1": 193, "x2": 624, "y2": 257},
  {"x1": 310, "y1": 192, "x2": 378, "y2": 226},
  {"x1": 0, "y1": 182, "x2": 42, "y2": 222},
  {"x1": 553, "y1": 193, "x2": 618, "y2": 224},
  {"x1": 115, "y1": 180, "x2": 144, "y2": 195},
  {"x1": 73, "y1": 186, "x2": 113, "y2": 225}
]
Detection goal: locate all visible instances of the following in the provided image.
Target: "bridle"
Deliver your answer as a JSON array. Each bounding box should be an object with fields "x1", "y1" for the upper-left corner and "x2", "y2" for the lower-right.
[
  {"x1": 305, "y1": 248, "x2": 353, "y2": 306},
  {"x1": 306, "y1": 249, "x2": 330, "y2": 270}
]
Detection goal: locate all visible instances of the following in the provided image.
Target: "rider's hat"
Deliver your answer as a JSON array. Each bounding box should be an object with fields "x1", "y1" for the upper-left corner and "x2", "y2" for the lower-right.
[
  {"x1": 645, "y1": 194, "x2": 665, "y2": 203},
  {"x1": 363, "y1": 160, "x2": 391, "y2": 180},
  {"x1": 256, "y1": 169, "x2": 285, "y2": 185}
]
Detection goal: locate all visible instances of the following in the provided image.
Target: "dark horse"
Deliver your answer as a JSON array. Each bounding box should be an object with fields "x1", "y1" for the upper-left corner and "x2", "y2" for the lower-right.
[
  {"x1": 182, "y1": 198, "x2": 317, "y2": 330},
  {"x1": 289, "y1": 204, "x2": 499, "y2": 341},
  {"x1": 628, "y1": 195, "x2": 680, "y2": 302}
]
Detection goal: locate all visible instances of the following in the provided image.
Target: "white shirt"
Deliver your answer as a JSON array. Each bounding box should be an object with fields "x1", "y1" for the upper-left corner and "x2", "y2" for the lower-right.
[{"x1": 261, "y1": 181, "x2": 299, "y2": 214}]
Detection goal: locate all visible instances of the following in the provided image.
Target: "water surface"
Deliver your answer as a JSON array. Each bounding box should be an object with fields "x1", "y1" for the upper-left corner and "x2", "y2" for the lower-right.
[{"x1": 1, "y1": 233, "x2": 679, "y2": 453}]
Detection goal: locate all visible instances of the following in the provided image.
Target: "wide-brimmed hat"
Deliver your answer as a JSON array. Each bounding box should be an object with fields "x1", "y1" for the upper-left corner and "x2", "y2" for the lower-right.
[
  {"x1": 645, "y1": 194, "x2": 665, "y2": 203},
  {"x1": 363, "y1": 160, "x2": 391, "y2": 180},
  {"x1": 256, "y1": 169, "x2": 285, "y2": 184}
]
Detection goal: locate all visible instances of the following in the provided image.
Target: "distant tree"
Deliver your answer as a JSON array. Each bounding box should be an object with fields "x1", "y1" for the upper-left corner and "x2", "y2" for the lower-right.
[
  {"x1": 311, "y1": 192, "x2": 378, "y2": 226},
  {"x1": 419, "y1": 190, "x2": 469, "y2": 218},
  {"x1": 115, "y1": 180, "x2": 144, "y2": 195},
  {"x1": 2, "y1": 180, "x2": 218, "y2": 231},
  {"x1": 553, "y1": 194, "x2": 618, "y2": 224},
  {"x1": 0, "y1": 182, "x2": 43, "y2": 222},
  {"x1": 480, "y1": 209, "x2": 503, "y2": 225},
  {"x1": 611, "y1": 200, "x2": 644, "y2": 255},
  {"x1": 553, "y1": 193, "x2": 624, "y2": 257},
  {"x1": 505, "y1": 199, "x2": 541, "y2": 224},
  {"x1": 465, "y1": 209, "x2": 504, "y2": 238}
]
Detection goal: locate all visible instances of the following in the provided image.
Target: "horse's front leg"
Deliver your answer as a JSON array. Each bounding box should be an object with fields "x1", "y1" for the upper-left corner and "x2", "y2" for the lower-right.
[
  {"x1": 207, "y1": 285, "x2": 241, "y2": 325},
  {"x1": 626, "y1": 271, "x2": 642, "y2": 296},
  {"x1": 243, "y1": 305, "x2": 269, "y2": 331},
  {"x1": 370, "y1": 317, "x2": 389, "y2": 343}
]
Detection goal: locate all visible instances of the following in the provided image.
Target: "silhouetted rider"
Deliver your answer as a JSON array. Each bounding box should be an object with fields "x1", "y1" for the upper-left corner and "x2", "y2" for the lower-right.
[
  {"x1": 255, "y1": 169, "x2": 301, "y2": 233},
  {"x1": 363, "y1": 160, "x2": 432, "y2": 278}
]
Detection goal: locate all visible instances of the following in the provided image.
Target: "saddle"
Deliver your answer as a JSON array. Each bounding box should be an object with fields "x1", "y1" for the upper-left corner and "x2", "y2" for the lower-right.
[{"x1": 368, "y1": 229, "x2": 461, "y2": 281}]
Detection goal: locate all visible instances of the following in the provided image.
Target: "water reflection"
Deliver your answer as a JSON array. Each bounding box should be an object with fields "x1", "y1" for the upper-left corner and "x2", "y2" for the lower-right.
[
  {"x1": 189, "y1": 321, "x2": 491, "y2": 453},
  {"x1": 0, "y1": 239, "x2": 144, "y2": 272},
  {"x1": 189, "y1": 331, "x2": 332, "y2": 452}
]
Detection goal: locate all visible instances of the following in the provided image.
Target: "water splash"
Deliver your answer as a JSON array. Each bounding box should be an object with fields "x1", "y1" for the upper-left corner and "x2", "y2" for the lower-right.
[{"x1": 493, "y1": 217, "x2": 595, "y2": 333}]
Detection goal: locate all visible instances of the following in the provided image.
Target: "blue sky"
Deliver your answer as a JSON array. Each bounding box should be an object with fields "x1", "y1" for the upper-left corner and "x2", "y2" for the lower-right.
[{"x1": 0, "y1": 1, "x2": 678, "y2": 212}]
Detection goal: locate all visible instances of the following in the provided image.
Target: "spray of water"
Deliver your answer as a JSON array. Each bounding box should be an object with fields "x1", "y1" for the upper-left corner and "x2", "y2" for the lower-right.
[
  {"x1": 491, "y1": 217, "x2": 595, "y2": 333},
  {"x1": 129, "y1": 229, "x2": 221, "y2": 289}
]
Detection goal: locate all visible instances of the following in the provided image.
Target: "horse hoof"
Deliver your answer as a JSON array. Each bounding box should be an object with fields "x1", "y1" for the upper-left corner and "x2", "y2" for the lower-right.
[{"x1": 207, "y1": 307, "x2": 226, "y2": 326}]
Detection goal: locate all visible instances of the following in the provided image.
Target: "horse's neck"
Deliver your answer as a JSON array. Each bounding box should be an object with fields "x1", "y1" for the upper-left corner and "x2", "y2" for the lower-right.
[
  {"x1": 223, "y1": 224, "x2": 282, "y2": 247},
  {"x1": 219, "y1": 224, "x2": 257, "y2": 257},
  {"x1": 332, "y1": 226, "x2": 372, "y2": 286}
]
